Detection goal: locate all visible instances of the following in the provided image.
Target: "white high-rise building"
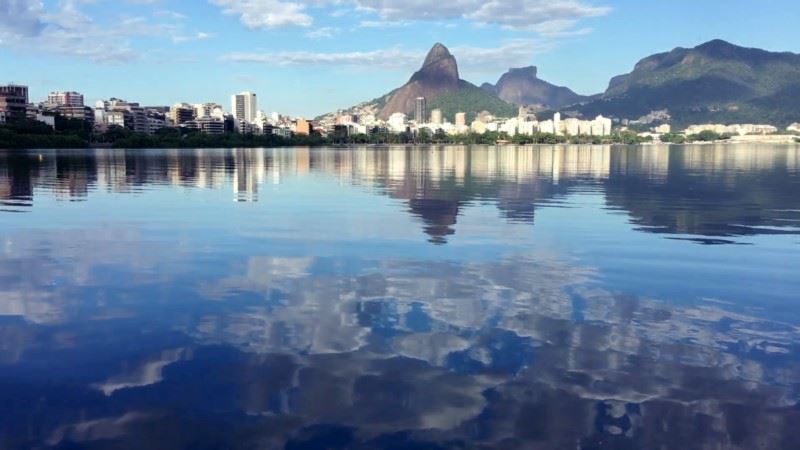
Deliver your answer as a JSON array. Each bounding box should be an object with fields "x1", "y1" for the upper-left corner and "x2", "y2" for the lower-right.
[
  {"x1": 47, "y1": 91, "x2": 84, "y2": 107},
  {"x1": 231, "y1": 91, "x2": 257, "y2": 124}
]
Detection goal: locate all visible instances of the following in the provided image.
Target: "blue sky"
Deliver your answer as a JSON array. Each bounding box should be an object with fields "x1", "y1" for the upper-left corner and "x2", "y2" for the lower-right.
[{"x1": 1, "y1": 0, "x2": 798, "y2": 117}]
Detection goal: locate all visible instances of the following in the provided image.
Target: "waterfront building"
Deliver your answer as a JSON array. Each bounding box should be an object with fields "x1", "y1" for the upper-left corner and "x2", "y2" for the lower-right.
[
  {"x1": 46, "y1": 91, "x2": 84, "y2": 107},
  {"x1": 295, "y1": 118, "x2": 312, "y2": 136},
  {"x1": 170, "y1": 103, "x2": 196, "y2": 125},
  {"x1": 538, "y1": 120, "x2": 555, "y2": 134},
  {"x1": 685, "y1": 123, "x2": 778, "y2": 136},
  {"x1": 195, "y1": 103, "x2": 224, "y2": 119},
  {"x1": 95, "y1": 98, "x2": 148, "y2": 134},
  {"x1": 231, "y1": 91, "x2": 257, "y2": 124},
  {"x1": 414, "y1": 97, "x2": 427, "y2": 124},
  {"x1": 0, "y1": 84, "x2": 29, "y2": 121},
  {"x1": 388, "y1": 113, "x2": 407, "y2": 133},
  {"x1": 430, "y1": 108, "x2": 443, "y2": 125},
  {"x1": 470, "y1": 120, "x2": 487, "y2": 134},
  {"x1": 652, "y1": 124, "x2": 672, "y2": 134},
  {"x1": 455, "y1": 112, "x2": 466, "y2": 127},
  {"x1": 196, "y1": 116, "x2": 225, "y2": 134},
  {"x1": 788, "y1": 123, "x2": 800, "y2": 133},
  {"x1": 146, "y1": 110, "x2": 168, "y2": 134},
  {"x1": 554, "y1": 112, "x2": 562, "y2": 136}
]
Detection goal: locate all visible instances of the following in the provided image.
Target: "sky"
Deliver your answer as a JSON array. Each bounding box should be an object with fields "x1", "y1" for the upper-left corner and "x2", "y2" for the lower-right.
[{"x1": 1, "y1": 0, "x2": 798, "y2": 117}]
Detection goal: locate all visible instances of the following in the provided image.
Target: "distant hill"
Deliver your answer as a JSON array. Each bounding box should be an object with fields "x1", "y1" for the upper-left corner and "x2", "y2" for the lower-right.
[
  {"x1": 322, "y1": 43, "x2": 516, "y2": 123},
  {"x1": 577, "y1": 39, "x2": 800, "y2": 126},
  {"x1": 481, "y1": 66, "x2": 589, "y2": 109}
]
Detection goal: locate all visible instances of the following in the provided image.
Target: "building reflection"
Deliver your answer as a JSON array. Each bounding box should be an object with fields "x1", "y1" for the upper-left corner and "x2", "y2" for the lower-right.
[
  {"x1": 1, "y1": 145, "x2": 800, "y2": 448},
  {"x1": 1, "y1": 145, "x2": 799, "y2": 241}
]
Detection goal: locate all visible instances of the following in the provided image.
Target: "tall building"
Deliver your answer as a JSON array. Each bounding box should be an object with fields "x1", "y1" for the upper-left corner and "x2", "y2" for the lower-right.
[
  {"x1": 455, "y1": 112, "x2": 466, "y2": 127},
  {"x1": 430, "y1": 108, "x2": 443, "y2": 125},
  {"x1": 231, "y1": 92, "x2": 257, "y2": 124},
  {"x1": 47, "y1": 91, "x2": 84, "y2": 107},
  {"x1": 553, "y1": 112, "x2": 562, "y2": 136},
  {"x1": 415, "y1": 97, "x2": 427, "y2": 124},
  {"x1": 0, "y1": 85, "x2": 29, "y2": 121}
]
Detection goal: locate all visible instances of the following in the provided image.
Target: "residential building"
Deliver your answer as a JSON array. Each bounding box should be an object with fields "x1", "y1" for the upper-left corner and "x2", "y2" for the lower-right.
[
  {"x1": 231, "y1": 91, "x2": 257, "y2": 124},
  {"x1": 0, "y1": 85, "x2": 29, "y2": 121},
  {"x1": 47, "y1": 91, "x2": 84, "y2": 107},
  {"x1": 788, "y1": 123, "x2": 800, "y2": 133},
  {"x1": 146, "y1": 109, "x2": 168, "y2": 134},
  {"x1": 430, "y1": 108, "x2": 443, "y2": 125},
  {"x1": 652, "y1": 124, "x2": 672, "y2": 134},
  {"x1": 170, "y1": 103, "x2": 196, "y2": 126},
  {"x1": 470, "y1": 120, "x2": 487, "y2": 134},
  {"x1": 97, "y1": 98, "x2": 148, "y2": 134},
  {"x1": 455, "y1": 112, "x2": 466, "y2": 127},
  {"x1": 195, "y1": 103, "x2": 223, "y2": 119},
  {"x1": 415, "y1": 97, "x2": 427, "y2": 124},
  {"x1": 0, "y1": 111, "x2": 5, "y2": 125},
  {"x1": 197, "y1": 116, "x2": 225, "y2": 134},
  {"x1": 388, "y1": 113, "x2": 407, "y2": 133},
  {"x1": 684, "y1": 123, "x2": 778, "y2": 136},
  {"x1": 295, "y1": 118, "x2": 312, "y2": 136},
  {"x1": 553, "y1": 112, "x2": 562, "y2": 136}
]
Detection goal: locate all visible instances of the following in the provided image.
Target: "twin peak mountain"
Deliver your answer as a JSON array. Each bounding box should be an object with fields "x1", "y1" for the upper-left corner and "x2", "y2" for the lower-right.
[
  {"x1": 332, "y1": 40, "x2": 800, "y2": 126},
  {"x1": 370, "y1": 43, "x2": 581, "y2": 121}
]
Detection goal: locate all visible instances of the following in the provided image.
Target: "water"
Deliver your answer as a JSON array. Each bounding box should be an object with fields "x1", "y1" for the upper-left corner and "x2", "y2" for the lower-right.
[{"x1": 1, "y1": 145, "x2": 799, "y2": 449}]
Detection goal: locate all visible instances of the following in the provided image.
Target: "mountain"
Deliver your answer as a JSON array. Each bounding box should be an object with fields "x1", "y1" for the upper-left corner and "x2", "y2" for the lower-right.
[
  {"x1": 578, "y1": 39, "x2": 800, "y2": 126},
  {"x1": 480, "y1": 66, "x2": 589, "y2": 109},
  {"x1": 378, "y1": 43, "x2": 460, "y2": 119},
  {"x1": 377, "y1": 43, "x2": 516, "y2": 120},
  {"x1": 320, "y1": 43, "x2": 516, "y2": 123}
]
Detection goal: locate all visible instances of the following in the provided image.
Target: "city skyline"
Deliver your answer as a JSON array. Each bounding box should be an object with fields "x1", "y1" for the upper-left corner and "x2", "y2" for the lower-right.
[{"x1": 1, "y1": 1, "x2": 799, "y2": 117}]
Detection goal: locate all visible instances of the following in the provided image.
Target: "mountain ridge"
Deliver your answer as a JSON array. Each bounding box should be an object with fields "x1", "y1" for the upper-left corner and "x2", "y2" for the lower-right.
[
  {"x1": 576, "y1": 39, "x2": 800, "y2": 125},
  {"x1": 481, "y1": 66, "x2": 589, "y2": 109}
]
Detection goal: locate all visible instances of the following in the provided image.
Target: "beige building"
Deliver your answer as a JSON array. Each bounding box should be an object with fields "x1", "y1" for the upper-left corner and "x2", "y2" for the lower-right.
[
  {"x1": 294, "y1": 118, "x2": 312, "y2": 136},
  {"x1": 471, "y1": 120, "x2": 487, "y2": 134},
  {"x1": 455, "y1": 112, "x2": 466, "y2": 127},
  {"x1": 430, "y1": 108, "x2": 443, "y2": 125},
  {"x1": 685, "y1": 123, "x2": 778, "y2": 136}
]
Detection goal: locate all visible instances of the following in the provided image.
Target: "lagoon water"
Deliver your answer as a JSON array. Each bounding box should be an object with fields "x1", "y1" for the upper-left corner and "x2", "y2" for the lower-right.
[{"x1": 1, "y1": 145, "x2": 800, "y2": 449}]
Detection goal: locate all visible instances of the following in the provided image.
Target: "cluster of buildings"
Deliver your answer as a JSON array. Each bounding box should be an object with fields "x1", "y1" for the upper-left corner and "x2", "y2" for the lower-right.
[
  {"x1": 332, "y1": 98, "x2": 613, "y2": 137},
  {"x1": 0, "y1": 84, "x2": 316, "y2": 138},
  {"x1": 683, "y1": 123, "x2": 779, "y2": 136},
  {"x1": 3, "y1": 84, "x2": 799, "y2": 142}
]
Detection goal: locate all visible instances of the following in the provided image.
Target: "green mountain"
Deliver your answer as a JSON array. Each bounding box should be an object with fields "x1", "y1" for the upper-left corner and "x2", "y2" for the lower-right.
[
  {"x1": 323, "y1": 43, "x2": 516, "y2": 123},
  {"x1": 428, "y1": 81, "x2": 517, "y2": 121},
  {"x1": 578, "y1": 39, "x2": 800, "y2": 126},
  {"x1": 376, "y1": 43, "x2": 517, "y2": 121}
]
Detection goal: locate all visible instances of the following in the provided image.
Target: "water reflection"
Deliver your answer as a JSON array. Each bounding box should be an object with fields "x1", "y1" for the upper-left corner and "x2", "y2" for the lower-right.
[
  {"x1": 2, "y1": 145, "x2": 799, "y2": 242},
  {"x1": 0, "y1": 145, "x2": 799, "y2": 449}
]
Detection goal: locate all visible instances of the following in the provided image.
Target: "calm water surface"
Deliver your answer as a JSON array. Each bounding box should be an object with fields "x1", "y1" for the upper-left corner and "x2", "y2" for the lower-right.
[{"x1": 1, "y1": 145, "x2": 799, "y2": 449}]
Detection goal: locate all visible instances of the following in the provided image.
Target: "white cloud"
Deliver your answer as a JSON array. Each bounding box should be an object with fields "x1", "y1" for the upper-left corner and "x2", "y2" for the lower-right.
[
  {"x1": 210, "y1": 0, "x2": 610, "y2": 34},
  {"x1": 0, "y1": 0, "x2": 46, "y2": 37},
  {"x1": 305, "y1": 26, "x2": 339, "y2": 38},
  {"x1": 222, "y1": 40, "x2": 552, "y2": 74},
  {"x1": 210, "y1": 0, "x2": 313, "y2": 28},
  {"x1": 0, "y1": 0, "x2": 210, "y2": 61}
]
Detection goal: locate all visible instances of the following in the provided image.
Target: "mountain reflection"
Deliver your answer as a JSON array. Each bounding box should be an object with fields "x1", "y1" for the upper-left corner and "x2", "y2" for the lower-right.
[
  {"x1": 2, "y1": 145, "x2": 798, "y2": 242},
  {"x1": 1, "y1": 146, "x2": 799, "y2": 449}
]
